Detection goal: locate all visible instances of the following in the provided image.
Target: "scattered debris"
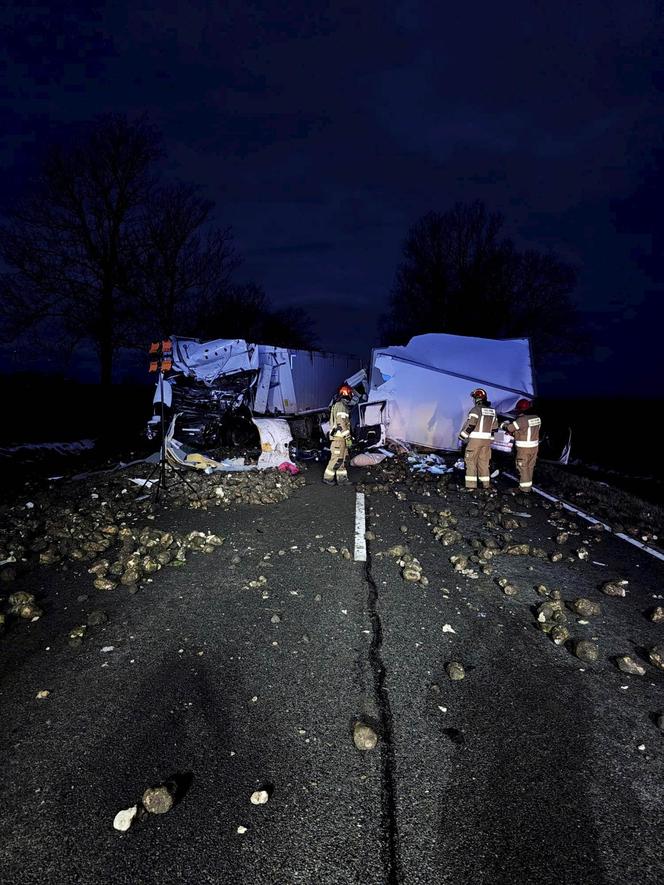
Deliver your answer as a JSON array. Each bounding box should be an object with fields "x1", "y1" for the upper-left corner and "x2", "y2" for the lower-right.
[
  {"x1": 250, "y1": 790, "x2": 269, "y2": 805},
  {"x1": 616, "y1": 655, "x2": 646, "y2": 676},
  {"x1": 113, "y1": 805, "x2": 139, "y2": 832},
  {"x1": 601, "y1": 579, "x2": 628, "y2": 598},
  {"x1": 574, "y1": 640, "x2": 600, "y2": 663},
  {"x1": 568, "y1": 598, "x2": 601, "y2": 618},
  {"x1": 353, "y1": 721, "x2": 378, "y2": 751},
  {"x1": 0, "y1": 467, "x2": 304, "y2": 604},
  {"x1": 647, "y1": 645, "x2": 664, "y2": 671},
  {"x1": 142, "y1": 784, "x2": 175, "y2": 815},
  {"x1": 67, "y1": 625, "x2": 87, "y2": 648},
  {"x1": 649, "y1": 606, "x2": 664, "y2": 624},
  {"x1": 550, "y1": 624, "x2": 570, "y2": 645},
  {"x1": 445, "y1": 661, "x2": 465, "y2": 681}
]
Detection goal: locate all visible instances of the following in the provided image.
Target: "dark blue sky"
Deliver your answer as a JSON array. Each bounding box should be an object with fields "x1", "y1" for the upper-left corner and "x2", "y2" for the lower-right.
[{"x1": 1, "y1": 1, "x2": 662, "y2": 395}]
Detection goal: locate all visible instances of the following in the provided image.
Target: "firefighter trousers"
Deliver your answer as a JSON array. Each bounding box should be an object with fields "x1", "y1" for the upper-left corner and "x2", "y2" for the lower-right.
[
  {"x1": 324, "y1": 436, "x2": 348, "y2": 483},
  {"x1": 515, "y1": 447, "x2": 538, "y2": 492},
  {"x1": 464, "y1": 441, "x2": 492, "y2": 489}
]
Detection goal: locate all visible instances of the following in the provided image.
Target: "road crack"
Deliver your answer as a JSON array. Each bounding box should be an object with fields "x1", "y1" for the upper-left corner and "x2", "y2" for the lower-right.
[{"x1": 364, "y1": 523, "x2": 403, "y2": 884}]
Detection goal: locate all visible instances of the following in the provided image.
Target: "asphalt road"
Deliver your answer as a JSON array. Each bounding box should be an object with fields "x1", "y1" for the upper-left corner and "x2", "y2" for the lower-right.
[{"x1": 1, "y1": 463, "x2": 663, "y2": 884}]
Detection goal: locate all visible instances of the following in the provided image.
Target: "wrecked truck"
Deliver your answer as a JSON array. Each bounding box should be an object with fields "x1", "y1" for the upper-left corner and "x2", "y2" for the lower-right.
[
  {"x1": 149, "y1": 331, "x2": 549, "y2": 467},
  {"x1": 358, "y1": 332, "x2": 537, "y2": 454},
  {"x1": 148, "y1": 337, "x2": 364, "y2": 456}
]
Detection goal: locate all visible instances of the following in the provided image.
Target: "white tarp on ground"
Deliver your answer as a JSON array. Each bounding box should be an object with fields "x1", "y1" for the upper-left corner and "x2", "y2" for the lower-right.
[
  {"x1": 252, "y1": 418, "x2": 296, "y2": 469},
  {"x1": 366, "y1": 333, "x2": 535, "y2": 452}
]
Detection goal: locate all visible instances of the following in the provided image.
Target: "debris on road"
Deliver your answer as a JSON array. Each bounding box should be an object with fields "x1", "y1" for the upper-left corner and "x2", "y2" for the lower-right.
[
  {"x1": 400, "y1": 555, "x2": 424, "y2": 583},
  {"x1": 142, "y1": 784, "x2": 175, "y2": 814},
  {"x1": 113, "y1": 805, "x2": 139, "y2": 832},
  {"x1": 0, "y1": 465, "x2": 305, "y2": 627},
  {"x1": 647, "y1": 645, "x2": 664, "y2": 670},
  {"x1": 601, "y1": 579, "x2": 628, "y2": 597},
  {"x1": 353, "y1": 721, "x2": 378, "y2": 751},
  {"x1": 67, "y1": 625, "x2": 87, "y2": 647},
  {"x1": 35, "y1": 690, "x2": 50, "y2": 699},
  {"x1": 648, "y1": 606, "x2": 664, "y2": 623},
  {"x1": 250, "y1": 790, "x2": 269, "y2": 805},
  {"x1": 550, "y1": 624, "x2": 570, "y2": 645},
  {"x1": 445, "y1": 661, "x2": 465, "y2": 681},
  {"x1": 574, "y1": 640, "x2": 600, "y2": 663},
  {"x1": 7, "y1": 591, "x2": 43, "y2": 620},
  {"x1": 616, "y1": 655, "x2": 646, "y2": 676},
  {"x1": 568, "y1": 598, "x2": 601, "y2": 618}
]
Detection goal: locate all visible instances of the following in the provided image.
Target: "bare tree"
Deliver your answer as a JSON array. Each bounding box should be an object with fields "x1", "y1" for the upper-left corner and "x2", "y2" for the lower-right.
[
  {"x1": 258, "y1": 305, "x2": 319, "y2": 350},
  {"x1": 0, "y1": 114, "x2": 161, "y2": 385},
  {"x1": 192, "y1": 283, "x2": 318, "y2": 349},
  {"x1": 129, "y1": 181, "x2": 239, "y2": 339},
  {"x1": 381, "y1": 201, "x2": 579, "y2": 361}
]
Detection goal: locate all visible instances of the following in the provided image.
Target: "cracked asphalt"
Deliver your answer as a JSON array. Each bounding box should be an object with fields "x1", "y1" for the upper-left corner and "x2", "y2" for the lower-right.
[{"x1": 1, "y1": 463, "x2": 663, "y2": 884}]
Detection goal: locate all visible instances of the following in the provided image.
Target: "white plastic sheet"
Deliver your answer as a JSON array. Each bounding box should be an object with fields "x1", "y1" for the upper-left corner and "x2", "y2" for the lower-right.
[
  {"x1": 252, "y1": 418, "x2": 295, "y2": 470},
  {"x1": 350, "y1": 452, "x2": 387, "y2": 467}
]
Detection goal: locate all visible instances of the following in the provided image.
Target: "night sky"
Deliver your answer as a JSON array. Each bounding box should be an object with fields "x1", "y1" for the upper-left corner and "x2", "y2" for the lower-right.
[{"x1": 1, "y1": 1, "x2": 662, "y2": 396}]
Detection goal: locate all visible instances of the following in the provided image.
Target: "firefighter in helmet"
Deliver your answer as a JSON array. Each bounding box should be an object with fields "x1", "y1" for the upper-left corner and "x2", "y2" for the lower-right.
[
  {"x1": 459, "y1": 387, "x2": 498, "y2": 491},
  {"x1": 501, "y1": 398, "x2": 541, "y2": 493},
  {"x1": 323, "y1": 384, "x2": 354, "y2": 484}
]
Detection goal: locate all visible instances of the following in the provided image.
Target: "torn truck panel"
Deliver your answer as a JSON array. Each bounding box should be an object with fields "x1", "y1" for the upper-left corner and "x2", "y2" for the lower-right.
[
  {"x1": 171, "y1": 337, "x2": 259, "y2": 381},
  {"x1": 150, "y1": 337, "x2": 362, "y2": 448},
  {"x1": 364, "y1": 333, "x2": 535, "y2": 452},
  {"x1": 168, "y1": 337, "x2": 361, "y2": 415}
]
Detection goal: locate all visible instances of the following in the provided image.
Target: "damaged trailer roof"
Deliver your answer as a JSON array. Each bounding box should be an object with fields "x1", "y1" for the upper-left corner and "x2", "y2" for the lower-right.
[{"x1": 364, "y1": 332, "x2": 535, "y2": 452}]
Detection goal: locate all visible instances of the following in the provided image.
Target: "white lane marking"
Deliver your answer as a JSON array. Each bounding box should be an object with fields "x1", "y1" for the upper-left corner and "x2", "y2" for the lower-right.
[
  {"x1": 354, "y1": 492, "x2": 367, "y2": 562},
  {"x1": 504, "y1": 472, "x2": 664, "y2": 562}
]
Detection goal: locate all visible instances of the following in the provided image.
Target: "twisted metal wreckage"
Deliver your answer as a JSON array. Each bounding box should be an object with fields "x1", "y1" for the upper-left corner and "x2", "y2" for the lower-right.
[{"x1": 146, "y1": 332, "x2": 564, "y2": 474}]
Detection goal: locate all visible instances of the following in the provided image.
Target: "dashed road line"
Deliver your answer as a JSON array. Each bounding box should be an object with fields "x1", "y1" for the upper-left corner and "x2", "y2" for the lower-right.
[
  {"x1": 504, "y1": 472, "x2": 664, "y2": 562},
  {"x1": 354, "y1": 492, "x2": 367, "y2": 562}
]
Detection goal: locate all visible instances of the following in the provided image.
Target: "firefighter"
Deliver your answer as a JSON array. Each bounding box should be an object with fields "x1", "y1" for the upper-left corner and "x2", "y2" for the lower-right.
[
  {"x1": 459, "y1": 388, "x2": 498, "y2": 491},
  {"x1": 323, "y1": 384, "x2": 354, "y2": 484},
  {"x1": 501, "y1": 398, "x2": 541, "y2": 493}
]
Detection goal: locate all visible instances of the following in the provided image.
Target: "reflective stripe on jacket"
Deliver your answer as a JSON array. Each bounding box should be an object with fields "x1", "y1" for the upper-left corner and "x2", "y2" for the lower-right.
[
  {"x1": 505, "y1": 414, "x2": 541, "y2": 448},
  {"x1": 460, "y1": 406, "x2": 498, "y2": 441}
]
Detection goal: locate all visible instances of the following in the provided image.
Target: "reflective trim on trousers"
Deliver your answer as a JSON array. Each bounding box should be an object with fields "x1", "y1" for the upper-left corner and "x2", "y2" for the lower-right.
[
  {"x1": 520, "y1": 481, "x2": 533, "y2": 487},
  {"x1": 469, "y1": 431, "x2": 492, "y2": 439},
  {"x1": 515, "y1": 441, "x2": 538, "y2": 448}
]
